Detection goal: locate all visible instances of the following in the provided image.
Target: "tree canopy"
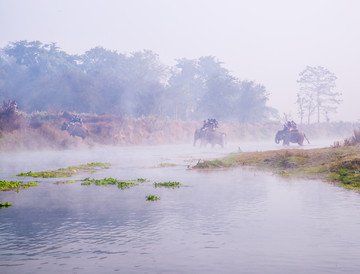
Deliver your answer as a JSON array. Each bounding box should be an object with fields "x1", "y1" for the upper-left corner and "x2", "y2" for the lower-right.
[
  {"x1": 0, "y1": 40, "x2": 275, "y2": 122},
  {"x1": 296, "y1": 66, "x2": 341, "y2": 124}
]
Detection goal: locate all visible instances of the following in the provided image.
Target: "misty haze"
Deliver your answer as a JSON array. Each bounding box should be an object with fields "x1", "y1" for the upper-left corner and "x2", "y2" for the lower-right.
[{"x1": 1, "y1": 1, "x2": 360, "y2": 273}]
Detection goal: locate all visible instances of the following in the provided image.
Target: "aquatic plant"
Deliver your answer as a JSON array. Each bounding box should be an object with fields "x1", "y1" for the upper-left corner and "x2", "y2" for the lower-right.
[
  {"x1": 146, "y1": 195, "x2": 160, "y2": 201},
  {"x1": 81, "y1": 177, "x2": 139, "y2": 189},
  {"x1": 157, "y1": 163, "x2": 177, "y2": 168},
  {"x1": 54, "y1": 180, "x2": 76, "y2": 184},
  {"x1": 0, "y1": 180, "x2": 38, "y2": 191},
  {"x1": 136, "y1": 178, "x2": 149, "y2": 182},
  {"x1": 17, "y1": 170, "x2": 72, "y2": 178},
  {"x1": 58, "y1": 162, "x2": 111, "y2": 172},
  {"x1": 0, "y1": 202, "x2": 12, "y2": 208},
  {"x1": 17, "y1": 162, "x2": 111, "y2": 178},
  {"x1": 154, "y1": 181, "x2": 182, "y2": 188},
  {"x1": 194, "y1": 159, "x2": 231, "y2": 168}
]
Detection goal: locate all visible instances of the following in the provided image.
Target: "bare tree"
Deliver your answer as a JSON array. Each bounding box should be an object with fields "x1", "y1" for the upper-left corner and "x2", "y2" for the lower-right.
[
  {"x1": 295, "y1": 94, "x2": 305, "y2": 125},
  {"x1": 297, "y1": 66, "x2": 341, "y2": 123}
]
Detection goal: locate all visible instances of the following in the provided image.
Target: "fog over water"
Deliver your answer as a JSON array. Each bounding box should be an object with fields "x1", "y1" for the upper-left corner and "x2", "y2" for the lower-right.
[
  {"x1": 1, "y1": 0, "x2": 360, "y2": 272},
  {"x1": 0, "y1": 139, "x2": 334, "y2": 179},
  {"x1": 1, "y1": 142, "x2": 360, "y2": 273}
]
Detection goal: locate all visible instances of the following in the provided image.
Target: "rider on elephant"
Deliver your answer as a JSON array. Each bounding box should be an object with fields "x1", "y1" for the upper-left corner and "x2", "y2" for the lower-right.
[
  {"x1": 283, "y1": 120, "x2": 297, "y2": 132},
  {"x1": 201, "y1": 118, "x2": 219, "y2": 131},
  {"x1": 70, "y1": 114, "x2": 83, "y2": 125}
]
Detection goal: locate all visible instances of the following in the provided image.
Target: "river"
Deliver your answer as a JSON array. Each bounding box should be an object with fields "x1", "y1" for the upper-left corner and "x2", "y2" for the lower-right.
[{"x1": 1, "y1": 141, "x2": 360, "y2": 273}]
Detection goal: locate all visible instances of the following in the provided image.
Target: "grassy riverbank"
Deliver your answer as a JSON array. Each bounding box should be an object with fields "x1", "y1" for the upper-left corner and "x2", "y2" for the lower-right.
[{"x1": 194, "y1": 144, "x2": 360, "y2": 190}]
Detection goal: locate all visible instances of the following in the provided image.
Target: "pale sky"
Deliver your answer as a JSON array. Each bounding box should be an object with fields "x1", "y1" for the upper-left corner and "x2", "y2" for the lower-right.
[{"x1": 1, "y1": 0, "x2": 359, "y2": 122}]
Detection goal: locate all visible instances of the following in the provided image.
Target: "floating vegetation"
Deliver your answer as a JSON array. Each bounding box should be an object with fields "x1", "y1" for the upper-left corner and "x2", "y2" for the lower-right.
[
  {"x1": 136, "y1": 178, "x2": 149, "y2": 182},
  {"x1": 54, "y1": 180, "x2": 76, "y2": 184},
  {"x1": 81, "y1": 177, "x2": 139, "y2": 189},
  {"x1": 59, "y1": 162, "x2": 111, "y2": 172},
  {"x1": 154, "y1": 181, "x2": 182, "y2": 188},
  {"x1": 17, "y1": 170, "x2": 73, "y2": 178},
  {"x1": 0, "y1": 180, "x2": 38, "y2": 191},
  {"x1": 157, "y1": 163, "x2": 177, "y2": 168},
  {"x1": 0, "y1": 202, "x2": 12, "y2": 208},
  {"x1": 146, "y1": 195, "x2": 160, "y2": 201},
  {"x1": 194, "y1": 159, "x2": 231, "y2": 168},
  {"x1": 17, "y1": 162, "x2": 111, "y2": 178}
]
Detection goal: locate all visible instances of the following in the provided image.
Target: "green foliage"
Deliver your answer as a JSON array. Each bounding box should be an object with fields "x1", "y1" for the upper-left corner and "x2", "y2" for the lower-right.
[
  {"x1": 137, "y1": 178, "x2": 149, "y2": 182},
  {"x1": 154, "y1": 181, "x2": 182, "y2": 188},
  {"x1": 157, "y1": 163, "x2": 177, "y2": 168},
  {"x1": 194, "y1": 159, "x2": 231, "y2": 168},
  {"x1": 81, "y1": 177, "x2": 139, "y2": 189},
  {"x1": 146, "y1": 195, "x2": 160, "y2": 201},
  {"x1": 59, "y1": 162, "x2": 111, "y2": 171},
  {"x1": 0, "y1": 202, "x2": 12, "y2": 208},
  {"x1": 0, "y1": 40, "x2": 274, "y2": 121},
  {"x1": 54, "y1": 180, "x2": 76, "y2": 184},
  {"x1": 338, "y1": 169, "x2": 360, "y2": 185},
  {"x1": 0, "y1": 180, "x2": 38, "y2": 191},
  {"x1": 17, "y1": 162, "x2": 111, "y2": 178},
  {"x1": 17, "y1": 170, "x2": 72, "y2": 178}
]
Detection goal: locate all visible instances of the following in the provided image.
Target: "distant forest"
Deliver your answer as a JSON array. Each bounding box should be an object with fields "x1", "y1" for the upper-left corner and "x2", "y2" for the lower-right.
[{"x1": 0, "y1": 40, "x2": 277, "y2": 122}]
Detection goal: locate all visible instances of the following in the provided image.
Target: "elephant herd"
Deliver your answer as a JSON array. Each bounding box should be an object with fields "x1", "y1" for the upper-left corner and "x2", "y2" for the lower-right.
[
  {"x1": 61, "y1": 120, "x2": 309, "y2": 147},
  {"x1": 193, "y1": 128, "x2": 310, "y2": 148}
]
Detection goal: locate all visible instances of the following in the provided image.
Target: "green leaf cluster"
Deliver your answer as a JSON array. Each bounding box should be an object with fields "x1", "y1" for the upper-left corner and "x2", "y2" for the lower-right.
[
  {"x1": 81, "y1": 177, "x2": 138, "y2": 189},
  {"x1": 17, "y1": 170, "x2": 72, "y2": 178},
  {"x1": 0, "y1": 180, "x2": 38, "y2": 191},
  {"x1": 154, "y1": 181, "x2": 182, "y2": 188},
  {"x1": 146, "y1": 195, "x2": 160, "y2": 201},
  {"x1": 0, "y1": 202, "x2": 12, "y2": 207}
]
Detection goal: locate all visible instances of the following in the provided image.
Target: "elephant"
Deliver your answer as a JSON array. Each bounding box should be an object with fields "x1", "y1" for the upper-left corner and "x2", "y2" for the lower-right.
[
  {"x1": 194, "y1": 129, "x2": 226, "y2": 148},
  {"x1": 193, "y1": 128, "x2": 207, "y2": 146},
  {"x1": 205, "y1": 130, "x2": 226, "y2": 148},
  {"x1": 61, "y1": 122, "x2": 89, "y2": 139},
  {"x1": 275, "y1": 130, "x2": 309, "y2": 146}
]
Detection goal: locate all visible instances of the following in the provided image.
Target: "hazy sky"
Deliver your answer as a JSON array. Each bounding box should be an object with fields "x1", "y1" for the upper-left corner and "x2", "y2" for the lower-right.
[{"x1": 1, "y1": 0, "x2": 359, "y2": 122}]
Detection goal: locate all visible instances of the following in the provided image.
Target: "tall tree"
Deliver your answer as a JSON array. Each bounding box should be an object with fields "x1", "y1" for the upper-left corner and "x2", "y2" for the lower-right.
[{"x1": 297, "y1": 66, "x2": 341, "y2": 123}]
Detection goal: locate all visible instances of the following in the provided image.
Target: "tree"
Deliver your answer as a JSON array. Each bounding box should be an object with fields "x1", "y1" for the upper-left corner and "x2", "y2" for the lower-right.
[
  {"x1": 297, "y1": 66, "x2": 341, "y2": 124},
  {"x1": 167, "y1": 58, "x2": 207, "y2": 120}
]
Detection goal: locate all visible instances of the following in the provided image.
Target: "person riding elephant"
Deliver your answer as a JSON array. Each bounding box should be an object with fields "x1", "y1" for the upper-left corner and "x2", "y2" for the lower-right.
[
  {"x1": 202, "y1": 130, "x2": 226, "y2": 148},
  {"x1": 194, "y1": 128, "x2": 207, "y2": 146},
  {"x1": 275, "y1": 129, "x2": 309, "y2": 146},
  {"x1": 61, "y1": 121, "x2": 88, "y2": 139}
]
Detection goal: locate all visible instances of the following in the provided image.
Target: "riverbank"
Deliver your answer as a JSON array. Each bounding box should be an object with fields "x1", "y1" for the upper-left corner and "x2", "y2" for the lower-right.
[
  {"x1": 194, "y1": 143, "x2": 360, "y2": 190},
  {"x1": 1, "y1": 110, "x2": 357, "y2": 151}
]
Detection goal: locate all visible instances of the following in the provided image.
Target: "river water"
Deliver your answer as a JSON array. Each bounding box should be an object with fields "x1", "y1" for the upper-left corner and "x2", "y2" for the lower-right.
[{"x1": 1, "y1": 141, "x2": 360, "y2": 273}]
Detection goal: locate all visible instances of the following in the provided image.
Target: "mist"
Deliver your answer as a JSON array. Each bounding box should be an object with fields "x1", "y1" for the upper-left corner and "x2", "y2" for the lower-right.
[{"x1": 1, "y1": 0, "x2": 360, "y2": 122}]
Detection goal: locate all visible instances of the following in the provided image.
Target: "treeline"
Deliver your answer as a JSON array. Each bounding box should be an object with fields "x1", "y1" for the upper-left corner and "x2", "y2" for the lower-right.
[{"x1": 0, "y1": 40, "x2": 276, "y2": 122}]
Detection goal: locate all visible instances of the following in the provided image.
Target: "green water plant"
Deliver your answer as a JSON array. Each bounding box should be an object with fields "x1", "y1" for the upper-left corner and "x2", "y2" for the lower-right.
[
  {"x1": 17, "y1": 170, "x2": 72, "y2": 178},
  {"x1": 136, "y1": 178, "x2": 149, "y2": 182},
  {"x1": 81, "y1": 177, "x2": 139, "y2": 189},
  {"x1": 146, "y1": 195, "x2": 160, "y2": 201},
  {"x1": 59, "y1": 162, "x2": 111, "y2": 172},
  {"x1": 54, "y1": 180, "x2": 76, "y2": 184},
  {"x1": 17, "y1": 162, "x2": 111, "y2": 178},
  {"x1": 0, "y1": 202, "x2": 12, "y2": 207},
  {"x1": 157, "y1": 163, "x2": 177, "y2": 168},
  {"x1": 154, "y1": 181, "x2": 182, "y2": 188},
  {"x1": 0, "y1": 180, "x2": 39, "y2": 191}
]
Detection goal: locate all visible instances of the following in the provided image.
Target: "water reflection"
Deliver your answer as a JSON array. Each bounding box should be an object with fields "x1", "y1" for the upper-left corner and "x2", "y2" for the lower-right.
[{"x1": 1, "y1": 144, "x2": 360, "y2": 273}]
